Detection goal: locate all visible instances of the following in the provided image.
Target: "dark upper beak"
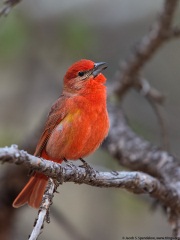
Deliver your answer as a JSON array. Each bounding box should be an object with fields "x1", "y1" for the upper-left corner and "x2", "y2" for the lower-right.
[{"x1": 92, "y1": 62, "x2": 108, "y2": 77}]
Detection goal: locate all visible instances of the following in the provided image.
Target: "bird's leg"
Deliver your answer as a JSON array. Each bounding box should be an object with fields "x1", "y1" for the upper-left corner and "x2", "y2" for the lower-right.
[
  {"x1": 79, "y1": 158, "x2": 96, "y2": 177},
  {"x1": 63, "y1": 157, "x2": 76, "y2": 169}
]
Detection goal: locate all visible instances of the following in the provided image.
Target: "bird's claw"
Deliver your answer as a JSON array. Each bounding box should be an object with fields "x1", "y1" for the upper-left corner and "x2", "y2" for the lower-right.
[
  {"x1": 79, "y1": 158, "x2": 96, "y2": 177},
  {"x1": 63, "y1": 157, "x2": 77, "y2": 170}
]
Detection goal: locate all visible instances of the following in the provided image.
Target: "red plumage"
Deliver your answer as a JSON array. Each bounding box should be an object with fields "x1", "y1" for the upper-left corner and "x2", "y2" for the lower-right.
[{"x1": 13, "y1": 59, "x2": 109, "y2": 208}]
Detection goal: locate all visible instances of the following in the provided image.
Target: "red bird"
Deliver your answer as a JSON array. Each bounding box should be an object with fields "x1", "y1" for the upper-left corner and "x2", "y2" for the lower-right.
[{"x1": 13, "y1": 59, "x2": 109, "y2": 209}]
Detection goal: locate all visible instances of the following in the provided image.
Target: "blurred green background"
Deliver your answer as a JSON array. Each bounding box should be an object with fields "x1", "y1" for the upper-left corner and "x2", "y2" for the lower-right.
[{"x1": 1, "y1": 0, "x2": 180, "y2": 239}]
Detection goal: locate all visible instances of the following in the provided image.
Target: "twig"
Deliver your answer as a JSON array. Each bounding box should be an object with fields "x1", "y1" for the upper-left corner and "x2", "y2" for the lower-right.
[
  {"x1": 135, "y1": 77, "x2": 165, "y2": 104},
  {"x1": 29, "y1": 179, "x2": 55, "y2": 240},
  {"x1": 147, "y1": 94, "x2": 169, "y2": 150},
  {"x1": 134, "y1": 77, "x2": 169, "y2": 150},
  {"x1": 0, "y1": 0, "x2": 21, "y2": 17}
]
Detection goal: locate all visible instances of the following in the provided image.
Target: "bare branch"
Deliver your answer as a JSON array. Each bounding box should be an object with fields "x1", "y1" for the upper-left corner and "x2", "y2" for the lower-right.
[
  {"x1": 0, "y1": 145, "x2": 175, "y2": 211},
  {"x1": 147, "y1": 94, "x2": 169, "y2": 150},
  {"x1": 135, "y1": 78, "x2": 165, "y2": 104},
  {"x1": 29, "y1": 179, "x2": 55, "y2": 240},
  {"x1": 133, "y1": 77, "x2": 169, "y2": 149},
  {"x1": 113, "y1": 0, "x2": 179, "y2": 98}
]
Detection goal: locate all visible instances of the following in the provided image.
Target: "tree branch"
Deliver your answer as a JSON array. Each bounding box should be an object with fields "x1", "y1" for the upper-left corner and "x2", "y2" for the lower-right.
[
  {"x1": 135, "y1": 77, "x2": 165, "y2": 105},
  {"x1": 0, "y1": 145, "x2": 176, "y2": 212},
  {"x1": 29, "y1": 179, "x2": 56, "y2": 240}
]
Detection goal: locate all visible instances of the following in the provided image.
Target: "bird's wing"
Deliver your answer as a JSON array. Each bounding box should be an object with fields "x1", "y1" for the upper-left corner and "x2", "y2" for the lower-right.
[{"x1": 34, "y1": 96, "x2": 68, "y2": 157}]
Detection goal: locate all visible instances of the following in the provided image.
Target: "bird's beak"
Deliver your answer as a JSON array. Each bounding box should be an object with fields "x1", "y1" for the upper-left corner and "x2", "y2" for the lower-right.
[{"x1": 92, "y1": 62, "x2": 108, "y2": 77}]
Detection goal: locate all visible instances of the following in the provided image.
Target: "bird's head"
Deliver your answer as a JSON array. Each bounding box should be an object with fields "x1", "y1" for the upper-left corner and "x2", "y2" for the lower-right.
[{"x1": 63, "y1": 59, "x2": 107, "y2": 93}]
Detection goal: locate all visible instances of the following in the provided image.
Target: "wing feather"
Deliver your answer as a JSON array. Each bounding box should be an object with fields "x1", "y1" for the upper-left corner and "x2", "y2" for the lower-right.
[{"x1": 34, "y1": 96, "x2": 68, "y2": 157}]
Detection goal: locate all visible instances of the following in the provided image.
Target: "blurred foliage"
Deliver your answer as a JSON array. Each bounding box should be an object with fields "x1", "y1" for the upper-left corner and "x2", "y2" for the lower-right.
[
  {"x1": 60, "y1": 18, "x2": 95, "y2": 57},
  {"x1": 0, "y1": 12, "x2": 28, "y2": 62}
]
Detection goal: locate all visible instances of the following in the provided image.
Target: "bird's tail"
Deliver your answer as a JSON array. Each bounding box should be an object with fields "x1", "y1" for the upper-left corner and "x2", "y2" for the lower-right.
[{"x1": 12, "y1": 173, "x2": 48, "y2": 209}]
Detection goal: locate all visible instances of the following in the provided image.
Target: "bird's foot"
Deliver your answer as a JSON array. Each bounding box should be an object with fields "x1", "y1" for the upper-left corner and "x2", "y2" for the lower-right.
[
  {"x1": 63, "y1": 157, "x2": 77, "y2": 170},
  {"x1": 79, "y1": 158, "x2": 96, "y2": 177}
]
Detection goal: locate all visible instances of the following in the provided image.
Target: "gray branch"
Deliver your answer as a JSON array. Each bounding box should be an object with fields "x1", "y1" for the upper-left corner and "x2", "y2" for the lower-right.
[
  {"x1": 0, "y1": 145, "x2": 176, "y2": 210},
  {"x1": 29, "y1": 179, "x2": 56, "y2": 240}
]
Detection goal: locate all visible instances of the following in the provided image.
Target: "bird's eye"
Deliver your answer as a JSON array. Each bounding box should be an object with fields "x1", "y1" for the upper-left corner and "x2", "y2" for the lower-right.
[{"x1": 78, "y1": 71, "x2": 85, "y2": 77}]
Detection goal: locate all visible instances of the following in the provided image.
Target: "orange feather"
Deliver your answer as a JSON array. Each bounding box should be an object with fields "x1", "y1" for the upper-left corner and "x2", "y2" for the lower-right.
[{"x1": 13, "y1": 59, "x2": 109, "y2": 208}]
